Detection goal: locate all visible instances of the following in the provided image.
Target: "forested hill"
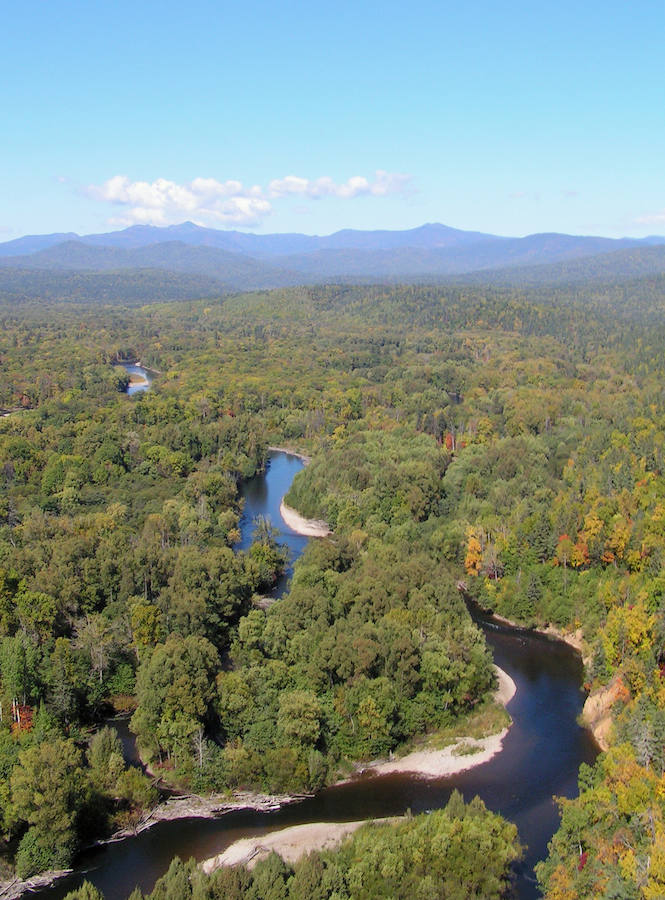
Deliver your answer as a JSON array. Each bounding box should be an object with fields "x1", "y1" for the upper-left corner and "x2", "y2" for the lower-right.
[
  {"x1": 5, "y1": 260, "x2": 665, "y2": 328},
  {"x1": 0, "y1": 242, "x2": 303, "y2": 291},
  {"x1": 0, "y1": 267, "x2": 227, "y2": 305},
  {"x1": 459, "y1": 243, "x2": 665, "y2": 287}
]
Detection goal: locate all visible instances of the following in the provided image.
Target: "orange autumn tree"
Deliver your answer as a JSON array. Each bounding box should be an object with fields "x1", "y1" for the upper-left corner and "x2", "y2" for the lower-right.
[{"x1": 464, "y1": 527, "x2": 483, "y2": 576}]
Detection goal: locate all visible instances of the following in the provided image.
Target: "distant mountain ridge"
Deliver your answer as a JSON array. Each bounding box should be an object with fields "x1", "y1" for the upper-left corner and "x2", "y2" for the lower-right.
[
  {"x1": 0, "y1": 222, "x2": 500, "y2": 258},
  {"x1": 1, "y1": 222, "x2": 664, "y2": 295}
]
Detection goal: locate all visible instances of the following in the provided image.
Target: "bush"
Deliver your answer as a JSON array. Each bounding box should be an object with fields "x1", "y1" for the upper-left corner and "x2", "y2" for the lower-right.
[{"x1": 15, "y1": 826, "x2": 74, "y2": 878}]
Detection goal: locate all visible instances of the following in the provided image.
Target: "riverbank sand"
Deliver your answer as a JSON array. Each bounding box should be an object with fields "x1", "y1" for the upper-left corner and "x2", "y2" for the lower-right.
[
  {"x1": 348, "y1": 665, "x2": 515, "y2": 780},
  {"x1": 279, "y1": 500, "x2": 331, "y2": 537},
  {"x1": 203, "y1": 819, "x2": 396, "y2": 873}
]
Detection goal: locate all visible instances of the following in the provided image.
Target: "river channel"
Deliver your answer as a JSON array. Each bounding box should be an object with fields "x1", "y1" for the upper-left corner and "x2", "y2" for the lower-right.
[
  {"x1": 40, "y1": 451, "x2": 598, "y2": 900},
  {"x1": 117, "y1": 362, "x2": 153, "y2": 396}
]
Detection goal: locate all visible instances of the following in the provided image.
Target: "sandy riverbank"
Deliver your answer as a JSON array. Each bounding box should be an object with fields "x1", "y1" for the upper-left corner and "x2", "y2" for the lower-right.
[
  {"x1": 266, "y1": 446, "x2": 329, "y2": 535},
  {"x1": 340, "y1": 666, "x2": 514, "y2": 782},
  {"x1": 493, "y1": 664, "x2": 517, "y2": 706},
  {"x1": 355, "y1": 727, "x2": 510, "y2": 779},
  {"x1": 280, "y1": 500, "x2": 331, "y2": 537},
  {"x1": 202, "y1": 818, "x2": 396, "y2": 873},
  {"x1": 267, "y1": 445, "x2": 312, "y2": 463}
]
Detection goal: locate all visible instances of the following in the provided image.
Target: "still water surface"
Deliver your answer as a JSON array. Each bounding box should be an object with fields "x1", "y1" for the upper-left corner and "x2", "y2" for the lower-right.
[
  {"x1": 119, "y1": 363, "x2": 152, "y2": 396},
  {"x1": 233, "y1": 451, "x2": 309, "y2": 598},
  {"x1": 41, "y1": 452, "x2": 597, "y2": 899}
]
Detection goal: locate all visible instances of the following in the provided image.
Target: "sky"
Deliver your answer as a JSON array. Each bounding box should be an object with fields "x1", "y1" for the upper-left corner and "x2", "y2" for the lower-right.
[{"x1": 2, "y1": 0, "x2": 664, "y2": 239}]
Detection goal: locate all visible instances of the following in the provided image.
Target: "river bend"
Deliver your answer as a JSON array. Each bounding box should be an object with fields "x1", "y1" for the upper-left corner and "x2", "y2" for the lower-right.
[{"x1": 40, "y1": 451, "x2": 597, "y2": 900}]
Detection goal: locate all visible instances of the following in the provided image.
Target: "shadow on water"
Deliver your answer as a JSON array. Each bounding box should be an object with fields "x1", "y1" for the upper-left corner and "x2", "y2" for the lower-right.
[{"x1": 40, "y1": 452, "x2": 598, "y2": 900}]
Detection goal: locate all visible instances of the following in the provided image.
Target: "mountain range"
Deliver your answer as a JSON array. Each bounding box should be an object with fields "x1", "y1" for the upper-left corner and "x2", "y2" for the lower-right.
[{"x1": 1, "y1": 222, "x2": 665, "y2": 299}]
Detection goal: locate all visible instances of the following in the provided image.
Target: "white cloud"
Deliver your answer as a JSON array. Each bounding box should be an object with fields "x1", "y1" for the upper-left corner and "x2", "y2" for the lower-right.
[
  {"x1": 87, "y1": 170, "x2": 412, "y2": 227},
  {"x1": 268, "y1": 170, "x2": 412, "y2": 200},
  {"x1": 635, "y1": 210, "x2": 665, "y2": 225},
  {"x1": 89, "y1": 175, "x2": 270, "y2": 227}
]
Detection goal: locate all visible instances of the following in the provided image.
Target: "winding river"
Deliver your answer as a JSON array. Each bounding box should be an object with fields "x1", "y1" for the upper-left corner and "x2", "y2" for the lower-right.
[{"x1": 39, "y1": 451, "x2": 598, "y2": 900}]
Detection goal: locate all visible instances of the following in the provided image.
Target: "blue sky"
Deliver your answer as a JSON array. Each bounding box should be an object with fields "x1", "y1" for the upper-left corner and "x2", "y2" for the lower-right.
[{"x1": 2, "y1": 0, "x2": 663, "y2": 238}]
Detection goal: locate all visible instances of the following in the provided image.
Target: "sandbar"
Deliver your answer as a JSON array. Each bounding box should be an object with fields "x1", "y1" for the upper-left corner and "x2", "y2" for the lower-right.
[
  {"x1": 202, "y1": 819, "x2": 394, "y2": 873},
  {"x1": 280, "y1": 500, "x2": 331, "y2": 537},
  {"x1": 493, "y1": 664, "x2": 516, "y2": 706},
  {"x1": 346, "y1": 666, "x2": 515, "y2": 780},
  {"x1": 354, "y1": 728, "x2": 510, "y2": 779}
]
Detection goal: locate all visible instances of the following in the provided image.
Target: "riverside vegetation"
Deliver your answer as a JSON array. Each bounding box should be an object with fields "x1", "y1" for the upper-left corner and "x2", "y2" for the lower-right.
[
  {"x1": 65, "y1": 791, "x2": 521, "y2": 900},
  {"x1": 0, "y1": 277, "x2": 665, "y2": 896}
]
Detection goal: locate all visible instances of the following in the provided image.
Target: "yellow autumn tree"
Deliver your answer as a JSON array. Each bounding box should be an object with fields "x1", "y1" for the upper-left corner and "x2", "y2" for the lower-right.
[
  {"x1": 601, "y1": 600, "x2": 655, "y2": 670},
  {"x1": 464, "y1": 527, "x2": 483, "y2": 576}
]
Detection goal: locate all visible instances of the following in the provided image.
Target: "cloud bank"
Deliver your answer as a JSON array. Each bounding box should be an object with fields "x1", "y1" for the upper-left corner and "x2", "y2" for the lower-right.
[
  {"x1": 636, "y1": 209, "x2": 665, "y2": 226},
  {"x1": 88, "y1": 171, "x2": 412, "y2": 227}
]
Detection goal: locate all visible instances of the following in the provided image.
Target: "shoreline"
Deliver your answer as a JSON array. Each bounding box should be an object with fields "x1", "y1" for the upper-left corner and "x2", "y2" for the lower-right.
[
  {"x1": 279, "y1": 500, "x2": 331, "y2": 537},
  {"x1": 493, "y1": 663, "x2": 517, "y2": 706},
  {"x1": 0, "y1": 870, "x2": 74, "y2": 900},
  {"x1": 581, "y1": 676, "x2": 623, "y2": 751},
  {"x1": 202, "y1": 818, "x2": 397, "y2": 874},
  {"x1": 267, "y1": 445, "x2": 312, "y2": 463},
  {"x1": 478, "y1": 608, "x2": 606, "y2": 749},
  {"x1": 472, "y1": 604, "x2": 589, "y2": 663},
  {"x1": 0, "y1": 792, "x2": 306, "y2": 900},
  {"x1": 267, "y1": 446, "x2": 330, "y2": 536},
  {"x1": 339, "y1": 665, "x2": 515, "y2": 782},
  {"x1": 109, "y1": 790, "x2": 307, "y2": 836},
  {"x1": 353, "y1": 727, "x2": 510, "y2": 780},
  {"x1": 135, "y1": 361, "x2": 161, "y2": 376}
]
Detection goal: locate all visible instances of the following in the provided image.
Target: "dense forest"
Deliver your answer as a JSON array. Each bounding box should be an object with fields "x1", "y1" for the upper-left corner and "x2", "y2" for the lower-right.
[{"x1": 1, "y1": 274, "x2": 665, "y2": 896}]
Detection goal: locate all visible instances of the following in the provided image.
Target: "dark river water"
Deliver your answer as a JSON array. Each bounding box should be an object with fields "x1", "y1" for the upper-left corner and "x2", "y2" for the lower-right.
[{"x1": 40, "y1": 451, "x2": 598, "y2": 900}]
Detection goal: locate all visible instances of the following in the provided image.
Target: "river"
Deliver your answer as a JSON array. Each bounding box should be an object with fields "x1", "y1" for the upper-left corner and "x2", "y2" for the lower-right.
[
  {"x1": 118, "y1": 362, "x2": 152, "y2": 396},
  {"x1": 39, "y1": 451, "x2": 597, "y2": 900},
  {"x1": 233, "y1": 451, "x2": 309, "y2": 597}
]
